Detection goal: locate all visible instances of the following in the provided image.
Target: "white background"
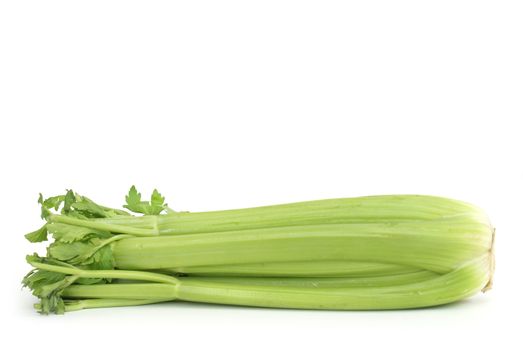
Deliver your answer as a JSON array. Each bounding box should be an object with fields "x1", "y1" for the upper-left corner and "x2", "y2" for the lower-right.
[{"x1": 1, "y1": 1, "x2": 522, "y2": 349}]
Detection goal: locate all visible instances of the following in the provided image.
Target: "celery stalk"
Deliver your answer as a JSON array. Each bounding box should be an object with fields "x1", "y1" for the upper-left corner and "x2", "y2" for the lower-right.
[
  {"x1": 112, "y1": 216, "x2": 492, "y2": 274},
  {"x1": 58, "y1": 254, "x2": 489, "y2": 310},
  {"x1": 23, "y1": 187, "x2": 495, "y2": 314}
]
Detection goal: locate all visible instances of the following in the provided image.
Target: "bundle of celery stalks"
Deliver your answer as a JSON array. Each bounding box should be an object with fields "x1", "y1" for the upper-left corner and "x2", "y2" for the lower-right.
[{"x1": 23, "y1": 187, "x2": 495, "y2": 314}]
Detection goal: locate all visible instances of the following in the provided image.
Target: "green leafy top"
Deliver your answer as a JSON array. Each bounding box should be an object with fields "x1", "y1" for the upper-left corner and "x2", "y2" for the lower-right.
[
  {"x1": 25, "y1": 186, "x2": 169, "y2": 268},
  {"x1": 25, "y1": 187, "x2": 152, "y2": 242},
  {"x1": 24, "y1": 253, "x2": 118, "y2": 314},
  {"x1": 23, "y1": 255, "x2": 79, "y2": 314},
  {"x1": 37, "y1": 189, "x2": 131, "y2": 221},
  {"x1": 47, "y1": 237, "x2": 115, "y2": 271},
  {"x1": 26, "y1": 190, "x2": 120, "y2": 243},
  {"x1": 25, "y1": 224, "x2": 49, "y2": 243},
  {"x1": 124, "y1": 186, "x2": 167, "y2": 215},
  {"x1": 23, "y1": 187, "x2": 171, "y2": 313}
]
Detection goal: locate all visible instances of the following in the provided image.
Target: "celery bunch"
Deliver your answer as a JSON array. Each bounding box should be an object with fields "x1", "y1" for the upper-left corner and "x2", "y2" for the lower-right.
[{"x1": 23, "y1": 187, "x2": 495, "y2": 314}]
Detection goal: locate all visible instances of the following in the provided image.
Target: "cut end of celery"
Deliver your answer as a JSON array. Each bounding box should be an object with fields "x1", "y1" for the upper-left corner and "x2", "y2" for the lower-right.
[{"x1": 482, "y1": 228, "x2": 496, "y2": 293}]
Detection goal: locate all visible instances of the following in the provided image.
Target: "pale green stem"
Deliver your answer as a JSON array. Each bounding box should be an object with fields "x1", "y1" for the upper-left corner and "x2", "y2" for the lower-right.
[
  {"x1": 49, "y1": 214, "x2": 157, "y2": 236},
  {"x1": 29, "y1": 261, "x2": 179, "y2": 285},
  {"x1": 35, "y1": 299, "x2": 170, "y2": 312}
]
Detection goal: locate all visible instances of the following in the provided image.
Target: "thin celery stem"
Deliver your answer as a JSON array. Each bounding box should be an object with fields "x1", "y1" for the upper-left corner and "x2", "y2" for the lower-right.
[
  {"x1": 62, "y1": 283, "x2": 177, "y2": 300},
  {"x1": 63, "y1": 299, "x2": 170, "y2": 312},
  {"x1": 29, "y1": 261, "x2": 179, "y2": 285},
  {"x1": 89, "y1": 234, "x2": 131, "y2": 256},
  {"x1": 49, "y1": 215, "x2": 157, "y2": 236}
]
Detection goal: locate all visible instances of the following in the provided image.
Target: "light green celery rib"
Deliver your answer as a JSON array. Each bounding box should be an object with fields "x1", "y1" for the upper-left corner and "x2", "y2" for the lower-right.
[
  {"x1": 167, "y1": 260, "x2": 421, "y2": 277},
  {"x1": 179, "y1": 270, "x2": 439, "y2": 288},
  {"x1": 63, "y1": 254, "x2": 490, "y2": 310},
  {"x1": 48, "y1": 215, "x2": 158, "y2": 236},
  {"x1": 113, "y1": 217, "x2": 493, "y2": 274},
  {"x1": 173, "y1": 254, "x2": 491, "y2": 310},
  {"x1": 29, "y1": 261, "x2": 179, "y2": 285},
  {"x1": 63, "y1": 255, "x2": 489, "y2": 310},
  {"x1": 80, "y1": 195, "x2": 488, "y2": 237},
  {"x1": 60, "y1": 299, "x2": 169, "y2": 312},
  {"x1": 155, "y1": 195, "x2": 489, "y2": 235},
  {"x1": 61, "y1": 270, "x2": 438, "y2": 300},
  {"x1": 63, "y1": 283, "x2": 178, "y2": 300}
]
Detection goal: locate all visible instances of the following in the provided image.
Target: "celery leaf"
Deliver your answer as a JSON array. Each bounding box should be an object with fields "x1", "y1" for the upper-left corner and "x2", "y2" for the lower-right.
[
  {"x1": 25, "y1": 224, "x2": 48, "y2": 242},
  {"x1": 124, "y1": 185, "x2": 166, "y2": 215}
]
